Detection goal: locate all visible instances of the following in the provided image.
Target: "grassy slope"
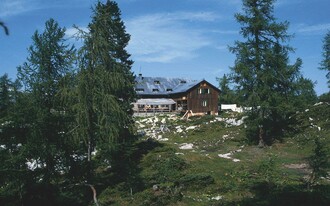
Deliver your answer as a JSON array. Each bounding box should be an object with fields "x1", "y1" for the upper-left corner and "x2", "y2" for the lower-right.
[{"x1": 100, "y1": 103, "x2": 330, "y2": 205}]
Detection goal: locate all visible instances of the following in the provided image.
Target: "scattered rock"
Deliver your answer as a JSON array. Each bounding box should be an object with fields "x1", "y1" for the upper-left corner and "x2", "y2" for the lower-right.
[
  {"x1": 152, "y1": 184, "x2": 159, "y2": 191},
  {"x1": 218, "y1": 153, "x2": 232, "y2": 159},
  {"x1": 314, "y1": 102, "x2": 323, "y2": 106},
  {"x1": 218, "y1": 148, "x2": 242, "y2": 162},
  {"x1": 179, "y1": 143, "x2": 194, "y2": 150},
  {"x1": 186, "y1": 125, "x2": 198, "y2": 131},
  {"x1": 211, "y1": 195, "x2": 223, "y2": 201}
]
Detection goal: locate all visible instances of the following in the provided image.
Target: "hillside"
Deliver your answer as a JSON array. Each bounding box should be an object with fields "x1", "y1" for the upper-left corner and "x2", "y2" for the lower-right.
[{"x1": 99, "y1": 102, "x2": 330, "y2": 205}]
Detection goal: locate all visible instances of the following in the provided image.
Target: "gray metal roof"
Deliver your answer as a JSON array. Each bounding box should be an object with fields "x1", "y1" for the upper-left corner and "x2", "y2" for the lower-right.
[{"x1": 135, "y1": 76, "x2": 201, "y2": 95}]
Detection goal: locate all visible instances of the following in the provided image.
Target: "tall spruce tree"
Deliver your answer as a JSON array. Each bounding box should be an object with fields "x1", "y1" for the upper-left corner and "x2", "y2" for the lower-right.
[
  {"x1": 229, "y1": 0, "x2": 314, "y2": 146},
  {"x1": 16, "y1": 18, "x2": 75, "y2": 201},
  {"x1": 320, "y1": 31, "x2": 330, "y2": 88},
  {"x1": 73, "y1": 0, "x2": 136, "y2": 189},
  {"x1": 217, "y1": 74, "x2": 236, "y2": 104}
]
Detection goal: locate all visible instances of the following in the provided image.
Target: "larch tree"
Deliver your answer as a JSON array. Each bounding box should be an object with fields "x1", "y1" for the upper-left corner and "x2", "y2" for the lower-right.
[
  {"x1": 73, "y1": 0, "x2": 136, "y2": 189},
  {"x1": 229, "y1": 0, "x2": 315, "y2": 146},
  {"x1": 320, "y1": 30, "x2": 330, "y2": 88},
  {"x1": 16, "y1": 18, "x2": 75, "y2": 195}
]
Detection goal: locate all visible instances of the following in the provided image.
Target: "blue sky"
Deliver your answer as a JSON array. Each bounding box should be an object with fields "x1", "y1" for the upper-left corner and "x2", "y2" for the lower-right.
[{"x1": 1, "y1": 0, "x2": 329, "y2": 95}]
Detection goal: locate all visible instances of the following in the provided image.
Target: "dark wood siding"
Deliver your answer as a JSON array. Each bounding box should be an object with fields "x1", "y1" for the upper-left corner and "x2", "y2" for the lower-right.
[{"x1": 187, "y1": 82, "x2": 219, "y2": 114}]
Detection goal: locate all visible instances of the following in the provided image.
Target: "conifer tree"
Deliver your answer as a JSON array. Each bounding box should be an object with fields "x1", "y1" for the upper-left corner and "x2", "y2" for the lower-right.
[
  {"x1": 0, "y1": 74, "x2": 27, "y2": 205},
  {"x1": 217, "y1": 74, "x2": 236, "y2": 104},
  {"x1": 230, "y1": 0, "x2": 315, "y2": 146},
  {"x1": 16, "y1": 18, "x2": 75, "y2": 193},
  {"x1": 73, "y1": 0, "x2": 136, "y2": 188},
  {"x1": 0, "y1": 74, "x2": 13, "y2": 117},
  {"x1": 320, "y1": 31, "x2": 330, "y2": 87}
]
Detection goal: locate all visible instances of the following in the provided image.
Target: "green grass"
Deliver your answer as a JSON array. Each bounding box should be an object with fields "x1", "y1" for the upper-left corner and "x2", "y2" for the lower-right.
[{"x1": 102, "y1": 104, "x2": 330, "y2": 205}]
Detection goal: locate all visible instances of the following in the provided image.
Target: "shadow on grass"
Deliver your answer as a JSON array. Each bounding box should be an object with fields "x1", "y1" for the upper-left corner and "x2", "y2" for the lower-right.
[{"x1": 221, "y1": 182, "x2": 330, "y2": 206}]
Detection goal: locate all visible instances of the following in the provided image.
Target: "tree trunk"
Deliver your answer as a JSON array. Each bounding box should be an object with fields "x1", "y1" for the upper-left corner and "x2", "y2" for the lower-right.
[
  {"x1": 258, "y1": 126, "x2": 265, "y2": 147},
  {"x1": 87, "y1": 184, "x2": 99, "y2": 206}
]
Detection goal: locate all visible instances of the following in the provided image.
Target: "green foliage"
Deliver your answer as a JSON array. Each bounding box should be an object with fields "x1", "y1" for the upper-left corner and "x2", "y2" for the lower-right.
[
  {"x1": 294, "y1": 77, "x2": 318, "y2": 108},
  {"x1": 320, "y1": 30, "x2": 330, "y2": 87},
  {"x1": 217, "y1": 74, "x2": 237, "y2": 104},
  {"x1": 72, "y1": 0, "x2": 135, "y2": 158},
  {"x1": 178, "y1": 173, "x2": 214, "y2": 189},
  {"x1": 229, "y1": 0, "x2": 317, "y2": 145},
  {"x1": 64, "y1": 3, "x2": 138, "y2": 199},
  {"x1": 319, "y1": 92, "x2": 330, "y2": 102},
  {"x1": 131, "y1": 186, "x2": 182, "y2": 206},
  {"x1": 255, "y1": 154, "x2": 285, "y2": 185},
  {"x1": 1, "y1": 18, "x2": 76, "y2": 205},
  {"x1": 17, "y1": 17, "x2": 75, "y2": 179},
  {"x1": 140, "y1": 146, "x2": 187, "y2": 185},
  {"x1": 139, "y1": 146, "x2": 186, "y2": 204},
  {"x1": 308, "y1": 134, "x2": 329, "y2": 189},
  {"x1": 292, "y1": 102, "x2": 330, "y2": 134}
]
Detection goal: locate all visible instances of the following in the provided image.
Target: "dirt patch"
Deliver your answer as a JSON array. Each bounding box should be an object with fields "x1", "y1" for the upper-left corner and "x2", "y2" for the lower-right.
[{"x1": 284, "y1": 163, "x2": 311, "y2": 174}]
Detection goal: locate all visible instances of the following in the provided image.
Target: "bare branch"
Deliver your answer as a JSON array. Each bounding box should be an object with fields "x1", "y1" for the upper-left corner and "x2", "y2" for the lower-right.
[{"x1": 0, "y1": 21, "x2": 9, "y2": 35}]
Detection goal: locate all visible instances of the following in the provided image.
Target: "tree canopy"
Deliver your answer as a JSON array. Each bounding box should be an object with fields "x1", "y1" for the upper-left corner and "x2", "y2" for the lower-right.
[
  {"x1": 320, "y1": 30, "x2": 330, "y2": 88},
  {"x1": 229, "y1": 0, "x2": 316, "y2": 146},
  {"x1": 67, "y1": 1, "x2": 137, "y2": 203}
]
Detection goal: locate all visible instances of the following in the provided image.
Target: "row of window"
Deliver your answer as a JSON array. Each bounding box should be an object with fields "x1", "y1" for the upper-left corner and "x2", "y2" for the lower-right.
[{"x1": 135, "y1": 88, "x2": 173, "y2": 92}]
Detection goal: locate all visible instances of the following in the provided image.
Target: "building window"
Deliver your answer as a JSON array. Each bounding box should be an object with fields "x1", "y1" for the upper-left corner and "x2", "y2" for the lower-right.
[
  {"x1": 154, "y1": 80, "x2": 160, "y2": 85},
  {"x1": 202, "y1": 100, "x2": 208, "y2": 107},
  {"x1": 166, "y1": 88, "x2": 173, "y2": 92},
  {"x1": 152, "y1": 88, "x2": 159, "y2": 92},
  {"x1": 198, "y1": 88, "x2": 210, "y2": 94},
  {"x1": 180, "y1": 80, "x2": 187, "y2": 84},
  {"x1": 136, "y1": 88, "x2": 144, "y2": 92}
]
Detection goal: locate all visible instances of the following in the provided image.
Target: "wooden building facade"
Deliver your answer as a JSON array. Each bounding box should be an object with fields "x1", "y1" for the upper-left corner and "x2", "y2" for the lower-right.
[{"x1": 134, "y1": 75, "x2": 220, "y2": 115}]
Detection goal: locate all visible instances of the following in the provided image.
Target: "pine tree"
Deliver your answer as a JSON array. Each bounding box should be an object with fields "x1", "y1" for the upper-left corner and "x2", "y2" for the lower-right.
[
  {"x1": 217, "y1": 74, "x2": 236, "y2": 104},
  {"x1": 229, "y1": 0, "x2": 314, "y2": 146},
  {"x1": 15, "y1": 18, "x2": 75, "y2": 201},
  {"x1": 320, "y1": 31, "x2": 330, "y2": 88},
  {"x1": 72, "y1": 0, "x2": 136, "y2": 192}
]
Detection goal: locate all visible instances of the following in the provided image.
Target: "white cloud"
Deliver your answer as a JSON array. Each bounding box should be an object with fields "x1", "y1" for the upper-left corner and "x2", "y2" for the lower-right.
[
  {"x1": 126, "y1": 12, "x2": 219, "y2": 63},
  {"x1": 0, "y1": 0, "x2": 93, "y2": 18},
  {"x1": 274, "y1": 0, "x2": 303, "y2": 7},
  {"x1": 0, "y1": 0, "x2": 40, "y2": 17},
  {"x1": 296, "y1": 23, "x2": 330, "y2": 34},
  {"x1": 65, "y1": 26, "x2": 88, "y2": 38},
  {"x1": 65, "y1": 27, "x2": 79, "y2": 38}
]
